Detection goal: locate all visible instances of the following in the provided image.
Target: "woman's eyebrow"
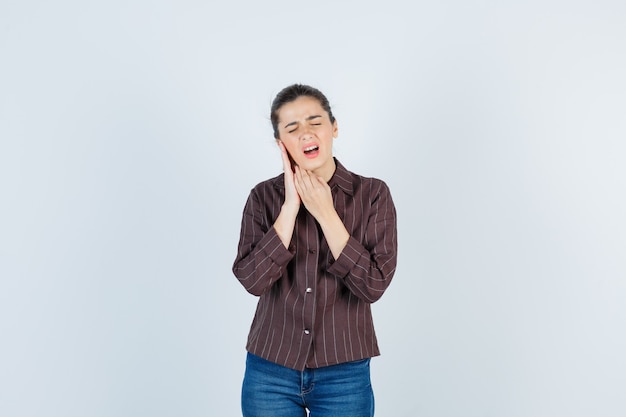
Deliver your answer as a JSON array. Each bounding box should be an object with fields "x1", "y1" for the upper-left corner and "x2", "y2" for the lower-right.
[{"x1": 283, "y1": 115, "x2": 322, "y2": 129}]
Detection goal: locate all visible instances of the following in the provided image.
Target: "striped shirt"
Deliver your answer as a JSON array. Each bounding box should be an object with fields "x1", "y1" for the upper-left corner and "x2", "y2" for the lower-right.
[{"x1": 232, "y1": 159, "x2": 397, "y2": 371}]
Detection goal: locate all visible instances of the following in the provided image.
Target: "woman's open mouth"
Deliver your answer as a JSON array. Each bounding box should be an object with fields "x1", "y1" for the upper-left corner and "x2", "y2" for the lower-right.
[{"x1": 303, "y1": 145, "x2": 319, "y2": 158}]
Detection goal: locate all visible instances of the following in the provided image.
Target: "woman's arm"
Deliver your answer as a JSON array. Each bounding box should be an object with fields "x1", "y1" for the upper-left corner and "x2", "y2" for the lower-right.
[
  {"x1": 232, "y1": 142, "x2": 300, "y2": 296},
  {"x1": 232, "y1": 189, "x2": 295, "y2": 296},
  {"x1": 327, "y1": 180, "x2": 398, "y2": 303}
]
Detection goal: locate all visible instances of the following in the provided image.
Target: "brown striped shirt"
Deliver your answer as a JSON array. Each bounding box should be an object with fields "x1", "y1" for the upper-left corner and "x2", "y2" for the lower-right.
[{"x1": 232, "y1": 159, "x2": 397, "y2": 371}]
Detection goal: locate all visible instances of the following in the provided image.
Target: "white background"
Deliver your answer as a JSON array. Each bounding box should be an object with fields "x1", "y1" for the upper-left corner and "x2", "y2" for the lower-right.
[{"x1": 1, "y1": 1, "x2": 625, "y2": 416}]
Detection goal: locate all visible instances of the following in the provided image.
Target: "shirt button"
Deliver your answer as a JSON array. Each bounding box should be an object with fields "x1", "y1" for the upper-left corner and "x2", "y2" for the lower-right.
[
  {"x1": 308, "y1": 249, "x2": 316, "y2": 254},
  {"x1": 306, "y1": 287, "x2": 312, "y2": 293},
  {"x1": 304, "y1": 329, "x2": 310, "y2": 335}
]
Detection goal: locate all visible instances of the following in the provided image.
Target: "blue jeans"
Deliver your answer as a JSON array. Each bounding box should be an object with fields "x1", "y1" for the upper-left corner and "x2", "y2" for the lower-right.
[{"x1": 242, "y1": 353, "x2": 375, "y2": 417}]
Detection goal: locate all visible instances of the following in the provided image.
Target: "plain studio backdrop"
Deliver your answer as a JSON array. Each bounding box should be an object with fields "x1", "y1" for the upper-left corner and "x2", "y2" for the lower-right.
[{"x1": 1, "y1": 1, "x2": 624, "y2": 416}]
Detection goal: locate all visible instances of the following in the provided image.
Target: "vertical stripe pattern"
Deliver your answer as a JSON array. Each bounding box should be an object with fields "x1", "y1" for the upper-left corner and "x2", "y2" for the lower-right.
[{"x1": 233, "y1": 159, "x2": 397, "y2": 371}]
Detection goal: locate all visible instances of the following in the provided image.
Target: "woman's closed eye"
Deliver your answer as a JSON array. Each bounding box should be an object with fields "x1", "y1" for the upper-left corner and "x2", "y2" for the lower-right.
[{"x1": 288, "y1": 123, "x2": 321, "y2": 133}]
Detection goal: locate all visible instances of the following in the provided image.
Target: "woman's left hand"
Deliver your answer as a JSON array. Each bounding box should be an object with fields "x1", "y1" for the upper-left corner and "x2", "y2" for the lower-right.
[
  {"x1": 294, "y1": 166, "x2": 334, "y2": 222},
  {"x1": 294, "y1": 166, "x2": 350, "y2": 259}
]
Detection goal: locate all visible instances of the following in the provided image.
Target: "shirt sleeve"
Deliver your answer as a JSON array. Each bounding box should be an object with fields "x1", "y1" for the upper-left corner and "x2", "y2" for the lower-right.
[
  {"x1": 327, "y1": 181, "x2": 398, "y2": 303},
  {"x1": 232, "y1": 188, "x2": 294, "y2": 296}
]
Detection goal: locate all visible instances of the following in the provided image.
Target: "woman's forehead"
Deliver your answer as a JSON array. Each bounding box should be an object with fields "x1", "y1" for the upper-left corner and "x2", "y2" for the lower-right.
[{"x1": 277, "y1": 96, "x2": 326, "y2": 121}]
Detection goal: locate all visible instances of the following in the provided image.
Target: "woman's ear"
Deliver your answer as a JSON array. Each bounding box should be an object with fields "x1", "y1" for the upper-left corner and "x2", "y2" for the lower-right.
[{"x1": 332, "y1": 120, "x2": 338, "y2": 138}]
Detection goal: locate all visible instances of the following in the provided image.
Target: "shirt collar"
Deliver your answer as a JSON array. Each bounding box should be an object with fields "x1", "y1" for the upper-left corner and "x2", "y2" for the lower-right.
[
  {"x1": 272, "y1": 158, "x2": 355, "y2": 196},
  {"x1": 328, "y1": 158, "x2": 355, "y2": 196}
]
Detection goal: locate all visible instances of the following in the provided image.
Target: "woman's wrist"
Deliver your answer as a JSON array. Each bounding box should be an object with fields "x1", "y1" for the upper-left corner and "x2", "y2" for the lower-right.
[{"x1": 273, "y1": 204, "x2": 298, "y2": 248}]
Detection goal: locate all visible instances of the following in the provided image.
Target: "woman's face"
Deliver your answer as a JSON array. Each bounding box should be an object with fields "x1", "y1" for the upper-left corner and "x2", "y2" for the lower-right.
[{"x1": 276, "y1": 96, "x2": 338, "y2": 180}]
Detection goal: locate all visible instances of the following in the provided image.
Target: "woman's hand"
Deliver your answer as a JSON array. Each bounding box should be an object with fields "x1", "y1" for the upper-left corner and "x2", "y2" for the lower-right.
[
  {"x1": 294, "y1": 166, "x2": 349, "y2": 259},
  {"x1": 278, "y1": 141, "x2": 300, "y2": 210},
  {"x1": 273, "y1": 141, "x2": 300, "y2": 249},
  {"x1": 294, "y1": 166, "x2": 334, "y2": 222}
]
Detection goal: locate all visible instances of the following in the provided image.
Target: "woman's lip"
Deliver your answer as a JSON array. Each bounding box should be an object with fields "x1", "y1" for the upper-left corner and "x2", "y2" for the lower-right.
[
  {"x1": 303, "y1": 149, "x2": 320, "y2": 159},
  {"x1": 301, "y1": 143, "x2": 319, "y2": 153},
  {"x1": 302, "y1": 143, "x2": 320, "y2": 159}
]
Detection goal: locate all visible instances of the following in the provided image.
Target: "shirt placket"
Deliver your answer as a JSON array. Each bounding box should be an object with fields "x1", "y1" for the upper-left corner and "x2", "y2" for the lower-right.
[{"x1": 302, "y1": 212, "x2": 319, "y2": 366}]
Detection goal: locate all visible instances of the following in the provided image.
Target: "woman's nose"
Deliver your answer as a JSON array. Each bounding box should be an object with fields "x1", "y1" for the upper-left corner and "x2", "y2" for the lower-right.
[{"x1": 300, "y1": 126, "x2": 313, "y2": 140}]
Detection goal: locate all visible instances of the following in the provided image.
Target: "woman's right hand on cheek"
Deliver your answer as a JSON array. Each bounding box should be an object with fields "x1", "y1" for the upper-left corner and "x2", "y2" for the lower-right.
[{"x1": 278, "y1": 141, "x2": 301, "y2": 210}]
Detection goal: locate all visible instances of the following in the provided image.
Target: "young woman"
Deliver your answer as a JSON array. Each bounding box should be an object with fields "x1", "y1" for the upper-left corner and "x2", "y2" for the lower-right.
[{"x1": 233, "y1": 84, "x2": 397, "y2": 417}]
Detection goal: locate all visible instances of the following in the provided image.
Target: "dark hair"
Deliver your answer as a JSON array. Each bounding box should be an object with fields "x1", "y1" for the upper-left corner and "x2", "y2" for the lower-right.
[{"x1": 270, "y1": 84, "x2": 336, "y2": 139}]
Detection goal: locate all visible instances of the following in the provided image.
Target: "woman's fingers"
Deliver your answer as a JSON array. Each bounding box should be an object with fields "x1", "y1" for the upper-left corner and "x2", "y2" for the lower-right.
[
  {"x1": 277, "y1": 141, "x2": 292, "y2": 172},
  {"x1": 278, "y1": 141, "x2": 300, "y2": 207},
  {"x1": 293, "y1": 165, "x2": 329, "y2": 191},
  {"x1": 294, "y1": 166, "x2": 333, "y2": 219},
  {"x1": 295, "y1": 166, "x2": 317, "y2": 190}
]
